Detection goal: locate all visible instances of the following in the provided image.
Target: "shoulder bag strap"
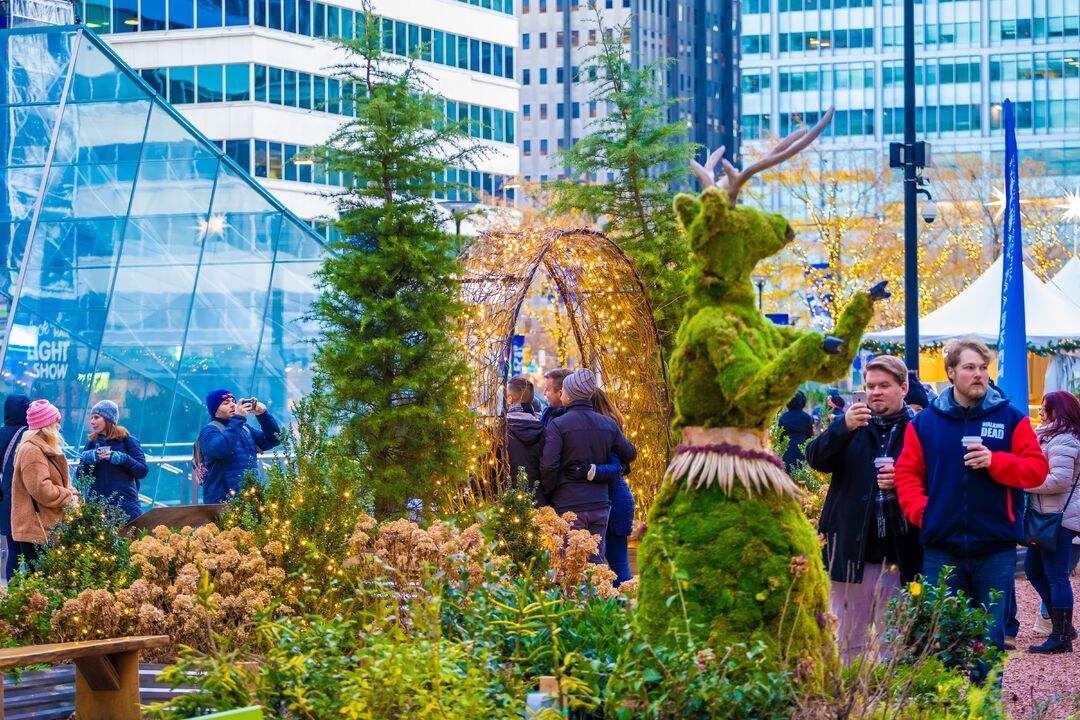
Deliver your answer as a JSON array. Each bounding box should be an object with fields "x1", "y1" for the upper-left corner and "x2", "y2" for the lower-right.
[{"x1": 3, "y1": 427, "x2": 25, "y2": 472}]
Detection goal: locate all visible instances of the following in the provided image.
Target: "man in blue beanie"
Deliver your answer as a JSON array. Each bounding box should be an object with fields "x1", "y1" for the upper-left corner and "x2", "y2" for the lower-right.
[{"x1": 195, "y1": 389, "x2": 281, "y2": 504}]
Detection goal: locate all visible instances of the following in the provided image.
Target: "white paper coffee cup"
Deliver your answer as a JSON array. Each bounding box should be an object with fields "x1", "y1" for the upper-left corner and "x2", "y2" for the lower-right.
[
  {"x1": 874, "y1": 456, "x2": 894, "y2": 469},
  {"x1": 961, "y1": 435, "x2": 982, "y2": 448}
]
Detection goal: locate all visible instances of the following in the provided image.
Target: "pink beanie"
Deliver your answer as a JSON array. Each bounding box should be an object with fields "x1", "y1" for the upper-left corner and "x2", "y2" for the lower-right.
[{"x1": 26, "y1": 399, "x2": 61, "y2": 430}]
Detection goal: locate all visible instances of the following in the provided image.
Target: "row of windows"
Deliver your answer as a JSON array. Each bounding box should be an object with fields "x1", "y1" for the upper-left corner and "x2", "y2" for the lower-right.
[
  {"x1": 745, "y1": 18, "x2": 1077, "y2": 55},
  {"x1": 522, "y1": 66, "x2": 585, "y2": 85},
  {"x1": 523, "y1": 101, "x2": 601, "y2": 120},
  {"x1": 522, "y1": 137, "x2": 579, "y2": 156},
  {"x1": 780, "y1": 64, "x2": 874, "y2": 91},
  {"x1": 779, "y1": 108, "x2": 875, "y2": 136},
  {"x1": 217, "y1": 139, "x2": 512, "y2": 202},
  {"x1": 521, "y1": 0, "x2": 630, "y2": 11},
  {"x1": 88, "y1": 0, "x2": 513, "y2": 81},
  {"x1": 882, "y1": 59, "x2": 982, "y2": 86},
  {"x1": 742, "y1": 53, "x2": 1078, "y2": 94},
  {"x1": 881, "y1": 104, "x2": 982, "y2": 133},
  {"x1": 456, "y1": 0, "x2": 513, "y2": 14},
  {"x1": 991, "y1": 52, "x2": 1080, "y2": 81},
  {"x1": 990, "y1": 100, "x2": 1080, "y2": 132},
  {"x1": 140, "y1": 65, "x2": 515, "y2": 143},
  {"x1": 746, "y1": 108, "x2": 1080, "y2": 140}
]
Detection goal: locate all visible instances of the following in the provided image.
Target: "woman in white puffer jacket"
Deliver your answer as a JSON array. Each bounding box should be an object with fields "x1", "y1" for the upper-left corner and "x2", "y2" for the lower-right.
[{"x1": 1026, "y1": 391, "x2": 1080, "y2": 654}]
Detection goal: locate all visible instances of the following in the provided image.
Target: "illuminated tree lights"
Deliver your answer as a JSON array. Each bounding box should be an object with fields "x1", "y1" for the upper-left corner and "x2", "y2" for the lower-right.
[{"x1": 455, "y1": 226, "x2": 671, "y2": 517}]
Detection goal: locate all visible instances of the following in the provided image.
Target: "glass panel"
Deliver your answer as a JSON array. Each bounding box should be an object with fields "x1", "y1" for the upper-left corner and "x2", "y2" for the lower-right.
[
  {"x1": 0, "y1": 29, "x2": 77, "y2": 105},
  {"x1": 84, "y1": 0, "x2": 111, "y2": 30},
  {"x1": 140, "y1": 67, "x2": 167, "y2": 96},
  {"x1": 197, "y1": 64, "x2": 223, "y2": 103},
  {"x1": 225, "y1": 0, "x2": 248, "y2": 24},
  {"x1": 68, "y1": 33, "x2": 146, "y2": 102},
  {"x1": 129, "y1": 104, "x2": 219, "y2": 217},
  {"x1": 112, "y1": 0, "x2": 139, "y2": 33},
  {"x1": 1, "y1": 106, "x2": 59, "y2": 167},
  {"x1": 0, "y1": 309, "x2": 98, "y2": 448},
  {"x1": 268, "y1": 66, "x2": 281, "y2": 104},
  {"x1": 197, "y1": 0, "x2": 224, "y2": 27},
  {"x1": 268, "y1": 0, "x2": 281, "y2": 29},
  {"x1": 298, "y1": 72, "x2": 311, "y2": 108},
  {"x1": 142, "y1": 0, "x2": 168, "y2": 30},
  {"x1": 297, "y1": 0, "x2": 311, "y2": 34},
  {"x1": 284, "y1": 70, "x2": 296, "y2": 106},
  {"x1": 168, "y1": 66, "x2": 196, "y2": 104},
  {"x1": 284, "y1": 0, "x2": 296, "y2": 33},
  {"x1": 225, "y1": 63, "x2": 250, "y2": 101},
  {"x1": 170, "y1": 0, "x2": 195, "y2": 29}
]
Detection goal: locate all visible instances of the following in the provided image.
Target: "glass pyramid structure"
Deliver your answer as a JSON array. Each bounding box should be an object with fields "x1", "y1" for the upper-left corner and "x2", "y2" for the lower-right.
[{"x1": 0, "y1": 24, "x2": 326, "y2": 506}]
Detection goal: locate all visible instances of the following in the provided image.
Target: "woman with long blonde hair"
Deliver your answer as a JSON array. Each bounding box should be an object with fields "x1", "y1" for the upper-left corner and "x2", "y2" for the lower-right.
[{"x1": 10, "y1": 400, "x2": 77, "y2": 569}]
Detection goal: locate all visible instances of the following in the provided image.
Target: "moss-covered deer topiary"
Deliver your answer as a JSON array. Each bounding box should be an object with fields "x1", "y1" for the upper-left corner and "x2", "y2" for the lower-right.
[{"x1": 635, "y1": 109, "x2": 889, "y2": 687}]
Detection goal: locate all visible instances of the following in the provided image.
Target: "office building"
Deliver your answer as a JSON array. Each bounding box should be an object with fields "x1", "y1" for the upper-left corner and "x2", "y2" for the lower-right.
[
  {"x1": 519, "y1": 0, "x2": 740, "y2": 183},
  {"x1": 86, "y1": 0, "x2": 521, "y2": 220},
  {"x1": 740, "y1": 0, "x2": 1080, "y2": 210}
]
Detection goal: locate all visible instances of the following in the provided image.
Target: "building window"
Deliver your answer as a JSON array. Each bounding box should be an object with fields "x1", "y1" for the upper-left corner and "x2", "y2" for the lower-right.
[
  {"x1": 540, "y1": 103, "x2": 548, "y2": 119},
  {"x1": 523, "y1": 69, "x2": 531, "y2": 85},
  {"x1": 540, "y1": 32, "x2": 547, "y2": 48},
  {"x1": 523, "y1": 103, "x2": 531, "y2": 119},
  {"x1": 522, "y1": 33, "x2": 530, "y2": 49},
  {"x1": 524, "y1": 139, "x2": 532, "y2": 156},
  {"x1": 556, "y1": 31, "x2": 564, "y2": 48},
  {"x1": 540, "y1": 138, "x2": 548, "y2": 155},
  {"x1": 557, "y1": 102, "x2": 564, "y2": 119},
  {"x1": 571, "y1": 30, "x2": 579, "y2": 46},
  {"x1": 197, "y1": 64, "x2": 223, "y2": 102},
  {"x1": 556, "y1": 67, "x2": 564, "y2": 83},
  {"x1": 572, "y1": 101, "x2": 580, "y2": 119},
  {"x1": 169, "y1": 66, "x2": 196, "y2": 104},
  {"x1": 539, "y1": 68, "x2": 547, "y2": 84}
]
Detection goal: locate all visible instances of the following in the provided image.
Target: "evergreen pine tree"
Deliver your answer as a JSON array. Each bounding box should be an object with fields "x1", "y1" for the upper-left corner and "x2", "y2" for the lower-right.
[
  {"x1": 545, "y1": 10, "x2": 698, "y2": 353},
  {"x1": 311, "y1": 4, "x2": 483, "y2": 516}
]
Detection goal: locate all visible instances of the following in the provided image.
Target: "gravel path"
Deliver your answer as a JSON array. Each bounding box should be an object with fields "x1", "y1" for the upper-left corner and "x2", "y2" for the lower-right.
[{"x1": 1004, "y1": 575, "x2": 1080, "y2": 719}]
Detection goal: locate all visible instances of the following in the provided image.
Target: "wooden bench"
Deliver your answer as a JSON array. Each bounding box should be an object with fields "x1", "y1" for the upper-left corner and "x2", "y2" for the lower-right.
[{"x1": 0, "y1": 635, "x2": 170, "y2": 720}]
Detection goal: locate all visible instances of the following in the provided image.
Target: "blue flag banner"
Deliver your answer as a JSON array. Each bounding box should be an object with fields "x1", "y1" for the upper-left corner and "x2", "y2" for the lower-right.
[{"x1": 997, "y1": 99, "x2": 1028, "y2": 415}]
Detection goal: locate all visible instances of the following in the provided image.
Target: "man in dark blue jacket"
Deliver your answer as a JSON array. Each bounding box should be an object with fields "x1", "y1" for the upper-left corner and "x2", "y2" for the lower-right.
[
  {"x1": 199, "y1": 389, "x2": 282, "y2": 504},
  {"x1": 896, "y1": 338, "x2": 1048, "y2": 653},
  {"x1": 0, "y1": 394, "x2": 31, "y2": 581},
  {"x1": 540, "y1": 368, "x2": 636, "y2": 561}
]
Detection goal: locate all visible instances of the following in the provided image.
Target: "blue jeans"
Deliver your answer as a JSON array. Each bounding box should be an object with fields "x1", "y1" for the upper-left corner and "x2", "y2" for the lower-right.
[
  {"x1": 606, "y1": 531, "x2": 631, "y2": 587},
  {"x1": 4, "y1": 537, "x2": 42, "y2": 579},
  {"x1": 1025, "y1": 526, "x2": 1076, "y2": 611},
  {"x1": 923, "y1": 547, "x2": 1016, "y2": 652}
]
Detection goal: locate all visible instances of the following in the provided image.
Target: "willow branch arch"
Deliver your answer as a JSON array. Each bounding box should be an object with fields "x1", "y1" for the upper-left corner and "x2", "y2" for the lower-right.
[{"x1": 456, "y1": 226, "x2": 671, "y2": 516}]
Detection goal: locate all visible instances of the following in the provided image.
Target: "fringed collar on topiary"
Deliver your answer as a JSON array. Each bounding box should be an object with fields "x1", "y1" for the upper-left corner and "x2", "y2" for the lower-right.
[{"x1": 664, "y1": 426, "x2": 803, "y2": 498}]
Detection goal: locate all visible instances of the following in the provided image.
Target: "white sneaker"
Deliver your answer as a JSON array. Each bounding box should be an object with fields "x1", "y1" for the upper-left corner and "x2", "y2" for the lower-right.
[{"x1": 1034, "y1": 614, "x2": 1053, "y2": 635}]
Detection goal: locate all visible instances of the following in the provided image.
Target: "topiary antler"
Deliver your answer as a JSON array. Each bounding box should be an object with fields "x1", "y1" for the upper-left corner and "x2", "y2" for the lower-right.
[{"x1": 690, "y1": 107, "x2": 836, "y2": 208}]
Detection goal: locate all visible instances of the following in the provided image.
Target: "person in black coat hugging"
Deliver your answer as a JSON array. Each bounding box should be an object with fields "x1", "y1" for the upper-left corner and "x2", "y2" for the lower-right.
[
  {"x1": 505, "y1": 376, "x2": 545, "y2": 502},
  {"x1": 540, "y1": 368, "x2": 636, "y2": 563},
  {"x1": 805, "y1": 355, "x2": 922, "y2": 665},
  {"x1": 79, "y1": 400, "x2": 148, "y2": 523},
  {"x1": 0, "y1": 394, "x2": 31, "y2": 581},
  {"x1": 778, "y1": 391, "x2": 815, "y2": 474}
]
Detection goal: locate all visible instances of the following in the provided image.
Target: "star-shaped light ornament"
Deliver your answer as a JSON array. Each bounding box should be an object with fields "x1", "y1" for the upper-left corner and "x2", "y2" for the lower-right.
[
  {"x1": 985, "y1": 185, "x2": 1030, "y2": 223},
  {"x1": 1058, "y1": 188, "x2": 1080, "y2": 223}
]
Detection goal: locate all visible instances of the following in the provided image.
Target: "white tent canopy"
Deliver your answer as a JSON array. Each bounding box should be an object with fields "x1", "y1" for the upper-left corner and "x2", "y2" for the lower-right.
[
  {"x1": 1049, "y1": 256, "x2": 1080, "y2": 306},
  {"x1": 864, "y1": 256, "x2": 1080, "y2": 347}
]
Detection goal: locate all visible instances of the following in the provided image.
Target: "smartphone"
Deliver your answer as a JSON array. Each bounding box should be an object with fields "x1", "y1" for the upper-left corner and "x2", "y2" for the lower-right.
[{"x1": 851, "y1": 391, "x2": 867, "y2": 405}]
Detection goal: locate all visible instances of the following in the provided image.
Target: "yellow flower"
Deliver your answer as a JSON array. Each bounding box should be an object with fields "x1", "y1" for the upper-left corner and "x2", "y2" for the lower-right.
[
  {"x1": 755, "y1": 591, "x2": 768, "y2": 602},
  {"x1": 908, "y1": 581, "x2": 922, "y2": 597}
]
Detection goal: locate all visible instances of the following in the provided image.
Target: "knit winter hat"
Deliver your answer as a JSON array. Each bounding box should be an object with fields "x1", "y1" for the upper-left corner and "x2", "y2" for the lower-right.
[
  {"x1": 90, "y1": 399, "x2": 119, "y2": 424},
  {"x1": 26, "y1": 399, "x2": 61, "y2": 430},
  {"x1": 206, "y1": 389, "x2": 234, "y2": 417},
  {"x1": 561, "y1": 368, "x2": 597, "y2": 402},
  {"x1": 904, "y1": 381, "x2": 930, "y2": 409}
]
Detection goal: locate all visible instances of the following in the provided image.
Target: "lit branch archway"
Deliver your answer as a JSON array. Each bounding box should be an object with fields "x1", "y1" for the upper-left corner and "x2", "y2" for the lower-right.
[{"x1": 456, "y1": 227, "x2": 671, "y2": 517}]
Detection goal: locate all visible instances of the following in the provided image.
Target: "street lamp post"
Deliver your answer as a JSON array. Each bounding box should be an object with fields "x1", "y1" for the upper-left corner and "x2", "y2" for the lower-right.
[
  {"x1": 888, "y1": 0, "x2": 935, "y2": 375},
  {"x1": 751, "y1": 274, "x2": 767, "y2": 312}
]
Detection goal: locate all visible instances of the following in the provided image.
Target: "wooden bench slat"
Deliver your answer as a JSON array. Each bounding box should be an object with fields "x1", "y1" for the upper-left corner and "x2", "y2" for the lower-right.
[{"x1": 0, "y1": 636, "x2": 170, "y2": 672}]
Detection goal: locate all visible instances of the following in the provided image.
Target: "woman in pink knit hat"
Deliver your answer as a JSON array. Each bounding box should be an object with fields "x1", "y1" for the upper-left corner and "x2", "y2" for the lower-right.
[{"x1": 8, "y1": 399, "x2": 78, "y2": 570}]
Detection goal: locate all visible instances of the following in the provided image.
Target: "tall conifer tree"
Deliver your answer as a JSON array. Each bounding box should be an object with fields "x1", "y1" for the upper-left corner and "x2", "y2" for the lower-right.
[
  {"x1": 545, "y1": 11, "x2": 698, "y2": 353},
  {"x1": 311, "y1": 4, "x2": 482, "y2": 516}
]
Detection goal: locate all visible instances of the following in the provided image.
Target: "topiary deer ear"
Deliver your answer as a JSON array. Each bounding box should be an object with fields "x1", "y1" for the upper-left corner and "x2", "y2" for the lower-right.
[{"x1": 674, "y1": 193, "x2": 702, "y2": 231}]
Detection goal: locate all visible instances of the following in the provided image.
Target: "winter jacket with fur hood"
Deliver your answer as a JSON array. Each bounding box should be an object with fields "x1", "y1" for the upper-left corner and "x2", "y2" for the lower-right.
[
  {"x1": 11, "y1": 433, "x2": 74, "y2": 544},
  {"x1": 1030, "y1": 429, "x2": 1080, "y2": 533}
]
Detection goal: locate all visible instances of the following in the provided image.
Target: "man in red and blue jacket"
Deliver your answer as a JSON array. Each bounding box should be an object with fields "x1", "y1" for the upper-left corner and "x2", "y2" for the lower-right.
[{"x1": 895, "y1": 338, "x2": 1048, "y2": 653}]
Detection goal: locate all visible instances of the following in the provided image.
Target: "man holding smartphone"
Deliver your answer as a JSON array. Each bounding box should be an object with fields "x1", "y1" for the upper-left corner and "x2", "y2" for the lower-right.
[
  {"x1": 805, "y1": 356, "x2": 923, "y2": 664},
  {"x1": 198, "y1": 389, "x2": 282, "y2": 504}
]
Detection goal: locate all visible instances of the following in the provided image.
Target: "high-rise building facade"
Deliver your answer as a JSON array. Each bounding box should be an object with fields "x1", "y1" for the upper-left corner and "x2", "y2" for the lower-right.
[
  {"x1": 519, "y1": 0, "x2": 741, "y2": 184},
  {"x1": 740, "y1": 0, "x2": 1080, "y2": 209},
  {"x1": 85, "y1": 0, "x2": 521, "y2": 221}
]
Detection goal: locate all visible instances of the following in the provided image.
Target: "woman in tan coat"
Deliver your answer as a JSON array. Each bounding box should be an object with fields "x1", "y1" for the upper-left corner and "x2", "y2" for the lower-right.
[{"x1": 9, "y1": 399, "x2": 77, "y2": 570}]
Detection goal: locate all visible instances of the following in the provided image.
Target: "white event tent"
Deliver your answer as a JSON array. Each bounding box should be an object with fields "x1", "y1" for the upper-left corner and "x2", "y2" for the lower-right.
[
  {"x1": 1049, "y1": 256, "x2": 1080, "y2": 306},
  {"x1": 864, "y1": 256, "x2": 1080, "y2": 347}
]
